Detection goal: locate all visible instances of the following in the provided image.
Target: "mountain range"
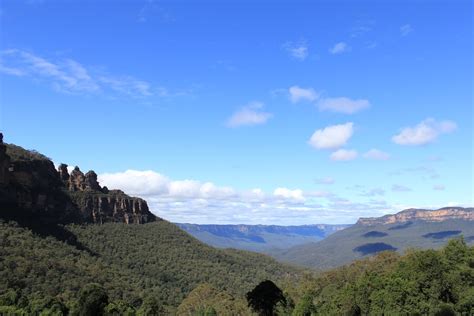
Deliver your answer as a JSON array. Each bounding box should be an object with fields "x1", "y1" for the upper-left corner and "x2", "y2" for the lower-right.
[
  {"x1": 274, "y1": 207, "x2": 474, "y2": 269},
  {"x1": 176, "y1": 223, "x2": 349, "y2": 252}
]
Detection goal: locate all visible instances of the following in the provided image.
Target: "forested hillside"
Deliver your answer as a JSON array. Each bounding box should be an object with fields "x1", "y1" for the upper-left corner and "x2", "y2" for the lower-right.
[
  {"x1": 276, "y1": 209, "x2": 474, "y2": 269},
  {"x1": 286, "y1": 237, "x2": 474, "y2": 315},
  {"x1": 1, "y1": 221, "x2": 472, "y2": 315},
  {"x1": 0, "y1": 220, "x2": 297, "y2": 314}
]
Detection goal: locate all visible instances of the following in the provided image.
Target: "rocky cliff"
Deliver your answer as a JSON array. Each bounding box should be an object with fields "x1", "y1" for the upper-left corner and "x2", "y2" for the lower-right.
[
  {"x1": 58, "y1": 164, "x2": 153, "y2": 224},
  {"x1": 0, "y1": 134, "x2": 156, "y2": 225},
  {"x1": 357, "y1": 207, "x2": 474, "y2": 226}
]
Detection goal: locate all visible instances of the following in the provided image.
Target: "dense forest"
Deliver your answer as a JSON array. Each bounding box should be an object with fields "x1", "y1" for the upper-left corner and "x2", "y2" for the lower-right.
[
  {"x1": 0, "y1": 220, "x2": 297, "y2": 315},
  {"x1": 288, "y1": 237, "x2": 474, "y2": 315},
  {"x1": 1, "y1": 218, "x2": 473, "y2": 315}
]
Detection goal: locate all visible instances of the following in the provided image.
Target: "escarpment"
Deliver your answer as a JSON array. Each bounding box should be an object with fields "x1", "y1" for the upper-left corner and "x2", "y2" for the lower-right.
[
  {"x1": 0, "y1": 134, "x2": 156, "y2": 225},
  {"x1": 357, "y1": 207, "x2": 474, "y2": 225}
]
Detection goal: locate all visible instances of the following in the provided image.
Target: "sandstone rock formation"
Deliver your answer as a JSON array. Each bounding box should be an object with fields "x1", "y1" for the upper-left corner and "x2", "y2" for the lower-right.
[
  {"x1": 357, "y1": 207, "x2": 474, "y2": 225},
  {"x1": 0, "y1": 135, "x2": 156, "y2": 225},
  {"x1": 58, "y1": 164, "x2": 154, "y2": 224},
  {"x1": 58, "y1": 163, "x2": 69, "y2": 182}
]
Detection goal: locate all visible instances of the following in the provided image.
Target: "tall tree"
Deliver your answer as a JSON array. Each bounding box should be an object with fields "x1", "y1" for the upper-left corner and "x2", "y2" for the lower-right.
[{"x1": 246, "y1": 280, "x2": 286, "y2": 316}]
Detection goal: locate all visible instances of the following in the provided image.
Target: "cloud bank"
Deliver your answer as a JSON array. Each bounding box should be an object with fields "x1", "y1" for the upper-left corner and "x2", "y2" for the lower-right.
[{"x1": 98, "y1": 169, "x2": 393, "y2": 224}]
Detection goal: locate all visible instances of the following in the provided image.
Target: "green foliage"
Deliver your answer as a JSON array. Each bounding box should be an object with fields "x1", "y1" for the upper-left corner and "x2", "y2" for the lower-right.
[
  {"x1": 2, "y1": 214, "x2": 472, "y2": 315},
  {"x1": 136, "y1": 296, "x2": 164, "y2": 315},
  {"x1": 176, "y1": 283, "x2": 250, "y2": 315},
  {"x1": 195, "y1": 306, "x2": 217, "y2": 316},
  {"x1": 6, "y1": 143, "x2": 50, "y2": 161},
  {"x1": 0, "y1": 220, "x2": 295, "y2": 314},
  {"x1": 76, "y1": 283, "x2": 109, "y2": 316},
  {"x1": 292, "y1": 237, "x2": 474, "y2": 315},
  {"x1": 292, "y1": 294, "x2": 316, "y2": 316},
  {"x1": 104, "y1": 300, "x2": 135, "y2": 316},
  {"x1": 29, "y1": 296, "x2": 69, "y2": 315}
]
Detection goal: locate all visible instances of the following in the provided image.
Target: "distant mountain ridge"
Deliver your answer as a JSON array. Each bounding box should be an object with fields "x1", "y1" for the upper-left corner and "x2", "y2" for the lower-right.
[
  {"x1": 274, "y1": 207, "x2": 474, "y2": 269},
  {"x1": 357, "y1": 207, "x2": 474, "y2": 225},
  {"x1": 176, "y1": 223, "x2": 349, "y2": 252}
]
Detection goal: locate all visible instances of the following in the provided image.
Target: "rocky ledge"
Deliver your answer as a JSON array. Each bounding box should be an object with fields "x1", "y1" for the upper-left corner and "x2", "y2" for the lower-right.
[
  {"x1": 0, "y1": 133, "x2": 156, "y2": 225},
  {"x1": 357, "y1": 207, "x2": 474, "y2": 226}
]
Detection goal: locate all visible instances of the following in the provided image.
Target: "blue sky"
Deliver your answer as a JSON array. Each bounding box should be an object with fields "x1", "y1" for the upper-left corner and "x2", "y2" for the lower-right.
[{"x1": 0, "y1": 0, "x2": 472, "y2": 224}]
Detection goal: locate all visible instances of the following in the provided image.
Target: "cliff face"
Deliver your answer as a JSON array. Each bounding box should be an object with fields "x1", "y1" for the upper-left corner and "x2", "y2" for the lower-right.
[
  {"x1": 59, "y1": 164, "x2": 153, "y2": 224},
  {"x1": 0, "y1": 135, "x2": 156, "y2": 225},
  {"x1": 357, "y1": 207, "x2": 474, "y2": 226}
]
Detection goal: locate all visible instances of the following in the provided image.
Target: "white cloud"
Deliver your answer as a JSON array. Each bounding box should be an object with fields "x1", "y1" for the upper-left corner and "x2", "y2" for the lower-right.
[
  {"x1": 329, "y1": 42, "x2": 350, "y2": 54},
  {"x1": 99, "y1": 170, "x2": 169, "y2": 195},
  {"x1": 0, "y1": 64, "x2": 26, "y2": 76},
  {"x1": 400, "y1": 24, "x2": 413, "y2": 36},
  {"x1": 391, "y1": 184, "x2": 411, "y2": 192},
  {"x1": 98, "y1": 169, "x2": 396, "y2": 224},
  {"x1": 308, "y1": 122, "x2": 354, "y2": 149},
  {"x1": 288, "y1": 86, "x2": 319, "y2": 103},
  {"x1": 273, "y1": 188, "x2": 305, "y2": 201},
  {"x1": 0, "y1": 49, "x2": 100, "y2": 93},
  {"x1": 97, "y1": 75, "x2": 152, "y2": 97},
  {"x1": 433, "y1": 184, "x2": 445, "y2": 191},
  {"x1": 392, "y1": 118, "x2": 457, "y2": 146},
  {"x1": 363, "y1": 149, "x2": 390, "y2": 160},
  {"x1": 283, "y1": 41, "x2": 309, "y2": 61},
  {"x1": 318, "y1": 97, "x2": 370, "y2": 114},
  {"x1": 330, "y1": 149, "x2": 358, "y2": 161},
  {"x1": 226, "y1": 101, "x2": 272, "y2": 127},
  {"x1": 0, "y1": 49, "x2": 182, "y2": 98}
]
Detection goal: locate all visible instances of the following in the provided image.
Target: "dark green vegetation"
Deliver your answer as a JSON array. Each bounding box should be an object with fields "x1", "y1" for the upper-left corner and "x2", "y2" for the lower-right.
[
  {"x1": 5, "y1": 143, "x2": 50, "y2": 161},
  {"x1": 2, "y1": 229, "x2": 473, "y2": 314},
  {"x1": 246, "y1": 281, "x2": 287, "y2": 316},
  {"x1": 0, "y1": 219, "x2": 297, "y2": 314},
  {"x1": 287, "y1": 238, "x2": 474, "y2": 315},
  {"x1": 176, "y1": 223, "x2": 349, "y2": 253},
  {"x1": 275, "y1": 218, "x2": 474, "y2": 269}
]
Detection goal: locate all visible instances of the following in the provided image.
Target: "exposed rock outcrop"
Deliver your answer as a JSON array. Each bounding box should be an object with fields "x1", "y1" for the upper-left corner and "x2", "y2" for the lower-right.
[
  {"x1": 1, "y1": 141, "x2": 79, "y2": 224},
  {"x1": 84, "y1": 170, "x2": 101, "y2": 191},
  {"x1": 0, "y1": 135, "x2": 156, "y2": 225},
  {"x1": 357, "y1": 207, "x2": 474, "y2": 226},
  {"x1": 58, "y1": 163, "x2": 69, "y2": 182},
  {"x1": 72, "y1": 191, "x2": 152, "y2": 224},
  {"x1": 0, "y1": 133, "x2": 11, "y2": 185}
]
